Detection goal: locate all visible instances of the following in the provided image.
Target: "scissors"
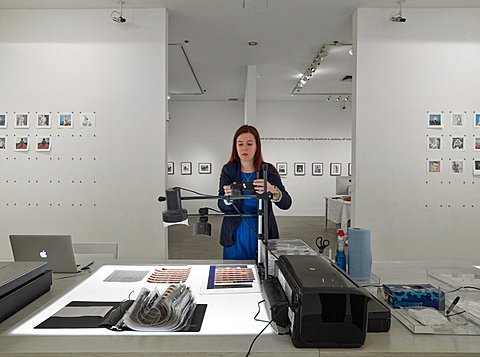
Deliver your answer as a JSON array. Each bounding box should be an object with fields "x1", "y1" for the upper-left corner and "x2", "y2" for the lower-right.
[{"x1": 315, "y1": 236, "x2": 330, "y2": 254}]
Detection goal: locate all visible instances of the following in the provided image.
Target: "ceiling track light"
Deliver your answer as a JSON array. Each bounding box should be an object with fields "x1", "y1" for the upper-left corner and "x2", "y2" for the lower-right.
[
  {"x1": 111, "y1": 1, "x2": 127, "y2": 23},
  {"x1": 391, "y1": 0, "x2": 407, "y2": 23},
  {"x1": 291, "y1": 41, "x2": 352, "y2": 95}
]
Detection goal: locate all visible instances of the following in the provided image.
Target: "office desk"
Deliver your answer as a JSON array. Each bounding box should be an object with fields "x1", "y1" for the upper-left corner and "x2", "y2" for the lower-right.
[
  {"x1": 2, "y1": 260, "x2": 480, "y2": 356},
  {"x1": 325, "y1": 196, "x2": 351, "y2": 231}
]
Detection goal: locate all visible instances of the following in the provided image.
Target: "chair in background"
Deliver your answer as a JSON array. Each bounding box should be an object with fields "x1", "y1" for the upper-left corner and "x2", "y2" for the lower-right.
[{"x1": 73, "y1": 242, "x2": 119, "y2": 261}]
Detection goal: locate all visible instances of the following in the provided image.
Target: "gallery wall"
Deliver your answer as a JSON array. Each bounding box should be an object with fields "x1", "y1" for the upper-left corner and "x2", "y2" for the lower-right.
[
  {"x1": 0, "y1": 9, "x2": 168, "y2": 260},
  {"x1": 167, "y1": 100, "x2": 352, "y2": 216},
  {"x1": 353, "y1": 8, "x2": 480, "y2": 261}
]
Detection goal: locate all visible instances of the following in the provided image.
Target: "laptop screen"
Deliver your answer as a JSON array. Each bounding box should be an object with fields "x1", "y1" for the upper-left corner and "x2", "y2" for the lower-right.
[{"x1": 9, "y1": 235, "x2": 79, "y2": 273}]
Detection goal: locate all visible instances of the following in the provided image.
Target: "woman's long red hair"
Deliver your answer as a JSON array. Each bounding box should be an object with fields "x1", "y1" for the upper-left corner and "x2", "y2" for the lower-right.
[{"x1": 228, "y1": 125, "x2": 264, "y2": 170}]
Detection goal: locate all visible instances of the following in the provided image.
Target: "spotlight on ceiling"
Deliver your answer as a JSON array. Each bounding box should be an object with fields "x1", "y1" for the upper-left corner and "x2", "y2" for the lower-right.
[
  {"x1": 391, "y1": 0, "x2": 407, "y2": 23},
  {"x1": 111, "y1": 1, "x2": 127, "y2": 23}
]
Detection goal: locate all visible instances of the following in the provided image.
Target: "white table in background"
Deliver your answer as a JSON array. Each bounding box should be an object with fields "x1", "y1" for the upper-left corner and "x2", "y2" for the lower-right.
[{"x1": 324, "y1": 196, "x2": 351, "y2": 231}]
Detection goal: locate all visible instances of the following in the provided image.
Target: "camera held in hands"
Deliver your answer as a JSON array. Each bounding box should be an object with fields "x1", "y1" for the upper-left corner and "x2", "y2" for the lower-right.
[{"x1": 231, "y1": 182, "x2": 255, "y2": 196}]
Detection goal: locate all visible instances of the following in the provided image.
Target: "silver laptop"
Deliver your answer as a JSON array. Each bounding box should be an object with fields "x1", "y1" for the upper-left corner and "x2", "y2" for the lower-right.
[{"x1": 9, "y1": 235, "x2": 93, "y2": 273}]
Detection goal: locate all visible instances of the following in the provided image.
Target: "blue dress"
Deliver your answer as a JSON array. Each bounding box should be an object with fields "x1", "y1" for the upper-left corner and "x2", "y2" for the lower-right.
[{"x1": 223, "y1": 171, "x2": 258, "y2": 260}]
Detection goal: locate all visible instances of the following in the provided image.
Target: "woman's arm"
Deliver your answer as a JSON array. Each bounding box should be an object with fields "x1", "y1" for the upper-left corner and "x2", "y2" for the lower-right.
[
  {"x1": 252, "y1": 164, "x2": 292, "y2": 210},
  {"x1": 217, "y1": 164, "x2": 237, "y2": 213},
  {"x1": 267, "y1": 164, "x2": 292, "y2": 210}
]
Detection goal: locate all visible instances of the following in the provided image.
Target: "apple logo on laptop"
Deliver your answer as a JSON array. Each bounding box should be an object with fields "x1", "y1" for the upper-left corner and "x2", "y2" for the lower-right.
[{"x1": 39, "y1": 249, "x2": 48, "y2": 259}]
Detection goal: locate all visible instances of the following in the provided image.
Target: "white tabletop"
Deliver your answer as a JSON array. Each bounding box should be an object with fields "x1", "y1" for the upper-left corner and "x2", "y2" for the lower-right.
[{"x1": 1, "y1": 259, "x2": 480, "y2": 356}]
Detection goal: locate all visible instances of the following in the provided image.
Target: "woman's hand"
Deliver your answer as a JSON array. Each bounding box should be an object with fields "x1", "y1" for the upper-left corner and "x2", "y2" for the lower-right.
[
  {"x1": 253, "y1": 179, "x2": 274, "y2": 194},
  {"x1": 223, "y1": 184, "x2": 233, "y2": 196}
]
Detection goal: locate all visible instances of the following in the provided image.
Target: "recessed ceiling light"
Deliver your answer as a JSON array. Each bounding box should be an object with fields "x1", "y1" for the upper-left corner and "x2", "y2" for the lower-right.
[{"x1": 248, "y1": 41, "x2": 258, "y2": 46}]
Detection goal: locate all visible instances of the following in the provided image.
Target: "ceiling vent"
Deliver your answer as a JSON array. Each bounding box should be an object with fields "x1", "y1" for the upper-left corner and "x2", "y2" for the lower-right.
[{"x1": 341, "y1": 75, "x2": 353, "y2": 82}]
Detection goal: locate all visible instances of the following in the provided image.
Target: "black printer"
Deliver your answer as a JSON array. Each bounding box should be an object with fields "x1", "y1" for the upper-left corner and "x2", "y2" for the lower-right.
[
  {"x1": 274, "y1": 255, "x2": 371, "y2": 348},
  {"x1": 0, "y1": 261, "x2": 52, "y2": 323}
]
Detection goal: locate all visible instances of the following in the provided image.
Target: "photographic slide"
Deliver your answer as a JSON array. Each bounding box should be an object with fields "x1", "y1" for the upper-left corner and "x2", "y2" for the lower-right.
[
  {"x1": 474, "y1": 113, "x2": 480, "y2": 128},
  {"x1": 475, "y1": 136, "x2": 480, "y2": 151},
  {"x1": 474, "y1": 160, "x2": 480, "y2": 176},
  {"x1": 37, "y1": 113, "x2": 51, "y2": 128},
  {"x1": 427, "y1": 160, "x2": 441, "y2": 174},
  {"x1": 58, "y1": 113, "x2": 73, "y2": 128},
  {"x1": 451, "y1": 113, "x2": 464, "y2": 127},
  {"x1": 450, "y1": 160, "x2": 464, "y2": 174},
  {"x1": 427, "y1": 113, "x2": 442, "y2": 129},
  {"x1": 15, "y1": 113, "x2": 29, "y2": 128},
  {"x1": 0, "y1": 113, "x2": 6, "y2": 128},
  {"x1": 428, "y1": 136, "x2": 441, "y2": 150},
  {"x1": 15, "y1": 136, "x2": 29, "y2": 151},
  {"x1": 36, "y1": 136, "x2": 51, "y2": 152},
  {"x1": 450, "y1": 136, "x2": 465, "y2": 151},
  {"x1": 79, "y1": 112, "x2": 95, "y2": 128},
  {"x1": 0, "y1": 136, "x2": 6, "y2": 150}
]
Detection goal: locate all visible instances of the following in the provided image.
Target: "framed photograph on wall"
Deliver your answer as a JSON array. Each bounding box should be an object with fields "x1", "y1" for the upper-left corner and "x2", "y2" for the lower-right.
[
  {"x1": 0, "y1": 113, "x2": 7, "y2": 128},
  {"x1": 427, "y1": 113, "x2": 442, "y2": 129},
  {"x1": 330, "y1": 163, "x2": 342, "y2": 176},
  {"x1": 14, "y1": 136, "x2": 29, "y2": 151},
  {"x1": 312, "y1": 163, "x2": 323, "y2": 176},
  {"x1": 167, "y1": 162, "x2": 174, "y2": 175},
  {"x1": 276, "y1": 162, "x2": 287, "y2": 176},
  {"x1": 348, "y1": 163, "x2": 352, "y2": 176},
  {"x1": 427, "y1": 136, "x2": 441, "y2": 150},
  {"x1": 427, "y1": 159, "x2": 441, "y2": 174},
  {"x1": 0, "y1": 136, "x2": 6, "y2": 150},
  {"x1": 474, "y1": 113, "x2": 480, "y2": 128},
  {"x1": 294, "y1": 162, "x2": 305, "y2": 176},
  {"x1": 198, "y1": 163, "x2": 212, "y2": 174},
  {"x1": 450, "y1": 136, "x2": 465, "y2": 151},
  {"x1": 15, "y1": 113, "x2": 29, "y2": 128},
  {"x1": 36, "y1": 113, "x2": 51, "y2": 128},
  {"x1": 451, "y1": 113, "x2": 465, "y2": 127},
  {"x1": 36, "y1": 136, "x2": 51, "y2": 152},
  {"x1": 181, "y1": 162, "x2": 192, "y2": 175},
  {"x1": 58, "y1": 112, "x2": 73, "y2": 128}
]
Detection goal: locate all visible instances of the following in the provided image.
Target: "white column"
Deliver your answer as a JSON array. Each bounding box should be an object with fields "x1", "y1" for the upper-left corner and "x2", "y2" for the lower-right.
[{"x1": 244, "y1": 65, "x2": 257, "y2": 124}]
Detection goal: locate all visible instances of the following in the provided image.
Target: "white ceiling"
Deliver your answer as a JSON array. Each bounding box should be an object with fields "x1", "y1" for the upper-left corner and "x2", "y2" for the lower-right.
[{"x1": 1, "y1": 0, "x2": 480, "y2": 101}]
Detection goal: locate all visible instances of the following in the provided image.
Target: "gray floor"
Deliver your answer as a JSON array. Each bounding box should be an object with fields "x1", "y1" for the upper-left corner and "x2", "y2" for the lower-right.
[{"x1": 168, "y1": 216, "x2": 339, "y2": 260}]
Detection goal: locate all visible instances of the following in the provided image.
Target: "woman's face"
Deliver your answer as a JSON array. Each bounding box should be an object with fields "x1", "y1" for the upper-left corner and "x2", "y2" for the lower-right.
[{"x1": 236, "y1": 133, "x2": 257, "y2": 162}]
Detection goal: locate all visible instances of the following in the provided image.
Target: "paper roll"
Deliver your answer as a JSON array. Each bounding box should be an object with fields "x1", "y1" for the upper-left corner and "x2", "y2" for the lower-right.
[{"x1": 347, "y1": 227, "x2": 372, "y2": 280}]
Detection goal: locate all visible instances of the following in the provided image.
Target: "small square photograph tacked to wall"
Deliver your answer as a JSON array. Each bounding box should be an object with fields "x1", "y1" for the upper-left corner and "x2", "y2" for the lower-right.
[
  {"x1": 451, "y1": 113, "x2": 465, "y2": 127},
  {"x1": 427, "y1": 159, "x2": 441, "y2": 174},
  {"x1": 427, "y1": 113, "x2": 442, "y2": 129}
]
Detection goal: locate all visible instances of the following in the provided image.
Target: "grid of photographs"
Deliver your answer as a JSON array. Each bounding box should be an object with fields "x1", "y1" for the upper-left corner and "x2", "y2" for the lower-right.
[
  {"x1": 0, "y1": 111, "x2": 96, "y2": 152},
  {"x1": 426, "y1": 111, "x2": 480, "y2": 176}
]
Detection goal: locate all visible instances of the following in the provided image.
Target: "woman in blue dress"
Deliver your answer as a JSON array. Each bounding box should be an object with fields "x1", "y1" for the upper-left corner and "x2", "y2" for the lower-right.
[{"x1": 218, "y1": 125, "x2": 292, "y2": 260}]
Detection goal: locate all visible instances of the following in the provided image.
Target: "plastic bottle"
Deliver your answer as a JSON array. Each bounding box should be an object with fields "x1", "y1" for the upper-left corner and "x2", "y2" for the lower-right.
[{"x1": 335, "y1": 229, "x2": 347, "y2": 271}]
